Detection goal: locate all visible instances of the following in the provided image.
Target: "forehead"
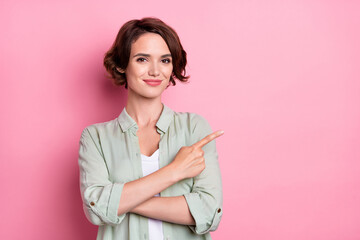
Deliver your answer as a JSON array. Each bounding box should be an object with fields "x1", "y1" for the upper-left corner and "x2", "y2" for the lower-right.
[{"x1": 130, "y1": 33, "x2": 170, "y2": 55}]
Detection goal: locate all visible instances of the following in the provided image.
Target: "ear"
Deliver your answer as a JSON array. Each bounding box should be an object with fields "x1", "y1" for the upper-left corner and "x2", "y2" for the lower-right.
[{"x1": 116, "y1": 67, "x2": 125, "y2": 73}]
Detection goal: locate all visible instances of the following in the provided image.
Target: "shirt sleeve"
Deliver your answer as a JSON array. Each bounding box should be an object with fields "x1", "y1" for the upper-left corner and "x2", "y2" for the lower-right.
[
  {"x1": 183, "y1": 114, "x2": 223, "y2": 234},
  {"x1": 78, "y1": 127, "x2": 126, "y2": 226}
]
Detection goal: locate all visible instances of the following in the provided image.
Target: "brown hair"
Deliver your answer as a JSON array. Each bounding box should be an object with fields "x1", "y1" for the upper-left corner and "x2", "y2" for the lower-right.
[{"x1": 104, "y1": 17, "x2": 189, "y2": 88}]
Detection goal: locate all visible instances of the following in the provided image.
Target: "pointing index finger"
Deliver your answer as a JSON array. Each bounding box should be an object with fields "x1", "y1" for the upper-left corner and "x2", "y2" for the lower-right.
[{"x1": 192, "y1": 130, "x2": 224, "y2": 149}]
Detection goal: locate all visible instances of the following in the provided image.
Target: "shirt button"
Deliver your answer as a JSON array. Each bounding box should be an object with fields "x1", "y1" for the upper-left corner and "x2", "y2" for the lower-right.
[
  {"x1": 217, "y1": 208, "x2": 221, "y2": 213},
  {"x1": 90, "y1": 202, "x2": 95, "y2": 206}
]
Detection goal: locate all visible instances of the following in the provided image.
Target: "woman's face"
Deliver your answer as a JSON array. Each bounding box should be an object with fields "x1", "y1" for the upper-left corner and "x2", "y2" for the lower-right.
[{"x1": 122, "y1": 32, "x2": 173, "y2": 99}]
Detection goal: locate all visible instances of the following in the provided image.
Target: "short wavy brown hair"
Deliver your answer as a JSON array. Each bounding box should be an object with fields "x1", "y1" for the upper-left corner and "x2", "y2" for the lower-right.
[{"x1": 104, "y1": 17, "x2": 189, "y2": 88}]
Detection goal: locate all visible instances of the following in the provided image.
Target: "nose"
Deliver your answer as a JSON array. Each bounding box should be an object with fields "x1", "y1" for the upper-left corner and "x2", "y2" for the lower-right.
[{"x1": 148, "y1": 62, "x2": 160, "y2": 77}]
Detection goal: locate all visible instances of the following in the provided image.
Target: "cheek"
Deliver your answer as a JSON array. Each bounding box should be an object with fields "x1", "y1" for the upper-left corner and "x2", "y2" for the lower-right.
[
  {"x1": 127, "y1": 65, "x2": 147, "y2": 78},
  {"x1": 165, "y1": 65, "x2": 173, "y2": 77}
]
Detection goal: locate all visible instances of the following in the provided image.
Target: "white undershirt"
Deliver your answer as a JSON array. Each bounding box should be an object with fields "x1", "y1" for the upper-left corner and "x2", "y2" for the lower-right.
[{"x1": 141, "y1": 149, "x2": 164, "y2": 240}]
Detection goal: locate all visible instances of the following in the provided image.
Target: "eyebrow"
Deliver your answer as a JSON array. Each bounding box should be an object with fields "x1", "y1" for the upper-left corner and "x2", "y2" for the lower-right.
[{"x1": 133, "y1": 53, "x2": 172, "y2": 58}]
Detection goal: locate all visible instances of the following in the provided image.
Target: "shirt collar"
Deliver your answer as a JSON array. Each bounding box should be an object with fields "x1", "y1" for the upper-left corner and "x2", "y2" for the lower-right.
[{"x1": 117, "y1": 103, "x2": 174, "y2": 134}]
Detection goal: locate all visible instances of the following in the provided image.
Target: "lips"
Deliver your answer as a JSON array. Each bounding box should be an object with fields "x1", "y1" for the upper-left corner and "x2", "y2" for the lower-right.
[
  {"x1": 143, "y1": 79, "x2": 162, "y2": 86},
  {"x1": 143, "y1": 79, "x2": 162, "y2": 83}
]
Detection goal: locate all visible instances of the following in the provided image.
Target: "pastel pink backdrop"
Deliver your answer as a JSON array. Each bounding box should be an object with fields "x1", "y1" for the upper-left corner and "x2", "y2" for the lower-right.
[{"x1": 1, "y1": 0, "x2": 359, "y2": 239}]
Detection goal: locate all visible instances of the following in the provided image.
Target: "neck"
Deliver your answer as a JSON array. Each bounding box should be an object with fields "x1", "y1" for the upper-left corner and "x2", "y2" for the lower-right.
[{"x1": 125, "y1": 89, "x2": 163, "y2": 127}]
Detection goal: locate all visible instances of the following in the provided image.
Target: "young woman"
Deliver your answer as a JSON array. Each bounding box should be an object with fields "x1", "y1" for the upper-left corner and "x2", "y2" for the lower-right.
[{"x1": 78, "y1": 17, "x2": 224, "y2": 240}]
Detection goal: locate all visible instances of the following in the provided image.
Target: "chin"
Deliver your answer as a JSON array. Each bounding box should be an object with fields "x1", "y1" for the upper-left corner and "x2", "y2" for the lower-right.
[
  {"x1": 128, "y1": 83, "x2": 167, "y2": 99},
  {"x1": 139, "y1": 89, "x2": 165, "y2": 99}
]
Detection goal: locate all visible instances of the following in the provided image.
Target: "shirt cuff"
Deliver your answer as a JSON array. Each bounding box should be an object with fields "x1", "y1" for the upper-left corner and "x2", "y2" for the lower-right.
[
  {"x1": 85, "y1": 182, "x2": 126, "y2": 226},
  {"x1": 184, "y1": 192, "x2": 223, "y2": 234}
]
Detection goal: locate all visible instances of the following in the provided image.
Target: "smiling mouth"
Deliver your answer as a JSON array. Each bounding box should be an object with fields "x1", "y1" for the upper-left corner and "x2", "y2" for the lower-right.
[
  {"x1": 143, "y1": 79, "x2": 162, "y2": 86},
  {"x1": 143, "y1": 79, "x2": 162, "y2": 83}
]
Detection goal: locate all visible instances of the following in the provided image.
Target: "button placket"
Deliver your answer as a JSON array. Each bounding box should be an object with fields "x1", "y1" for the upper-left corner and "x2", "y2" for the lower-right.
[
  {"x1": 128, "y1": 126, "x2": 141, "y2": 179},
  {"x1": 158, "y1": 130, "x2": 165, "y2": 197}
]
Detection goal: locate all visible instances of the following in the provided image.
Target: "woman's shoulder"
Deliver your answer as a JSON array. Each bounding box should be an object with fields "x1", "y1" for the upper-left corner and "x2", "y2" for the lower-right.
[
  {"x1": 173, "y1": 110, "x2": 208, "y2": 122},
  {"x1": 170, "y1": 109, "x2": 213, "y2": 145},
  {"x1": 80, "y1": 117, "x2": 119, "y2": 136},
  {"x1": 172, "y1": 109, "x2": 212, "y2": 132}
]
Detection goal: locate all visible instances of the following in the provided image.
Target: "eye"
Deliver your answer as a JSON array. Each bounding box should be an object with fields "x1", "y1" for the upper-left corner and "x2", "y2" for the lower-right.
[
  {"x1": 162, "y1": 58, "x2": 171, "y2": 64},
  {"x1": 136, "y1": 57, "x2": 147, "y2": 62}
]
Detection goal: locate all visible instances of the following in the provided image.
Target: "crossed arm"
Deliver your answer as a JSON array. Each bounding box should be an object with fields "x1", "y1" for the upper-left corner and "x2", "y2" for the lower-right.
[
  {"x1": 131, "y1": 196, "x2": 194, "y2": 225},
  {"x1": 117, "y1": 130, "x2": 224, "y2": 225}
]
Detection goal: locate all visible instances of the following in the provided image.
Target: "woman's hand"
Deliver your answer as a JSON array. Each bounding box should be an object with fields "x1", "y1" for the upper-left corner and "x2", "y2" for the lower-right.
[{"x1": 169, "y1": 130, "x2": 224, "y2": 181}]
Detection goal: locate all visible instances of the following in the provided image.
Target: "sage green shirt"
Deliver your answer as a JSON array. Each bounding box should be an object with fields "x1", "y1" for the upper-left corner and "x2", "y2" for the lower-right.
[{"x1": 78, "y1": 103, "x2": 223, "y2": 240}]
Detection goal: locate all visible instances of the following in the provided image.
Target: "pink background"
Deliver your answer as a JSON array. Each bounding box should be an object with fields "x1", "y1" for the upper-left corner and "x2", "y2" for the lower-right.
[{"x1": 1, "y1": 0, "x2": 359, "y2": 239}]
